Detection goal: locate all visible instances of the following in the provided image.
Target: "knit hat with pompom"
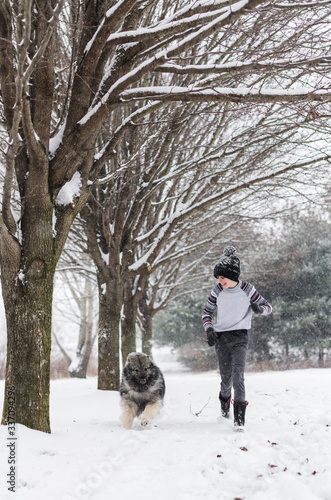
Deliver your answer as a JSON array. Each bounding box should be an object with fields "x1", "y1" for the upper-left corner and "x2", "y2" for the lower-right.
[{"x1": 213, "y1": 246, "x2": 240, "y2": 281}]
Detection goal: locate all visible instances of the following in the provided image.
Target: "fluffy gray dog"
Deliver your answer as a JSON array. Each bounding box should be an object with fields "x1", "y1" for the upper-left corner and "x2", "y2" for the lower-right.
[{"x1": 120, "y1": 352, "x2": 165, "y2": 429}]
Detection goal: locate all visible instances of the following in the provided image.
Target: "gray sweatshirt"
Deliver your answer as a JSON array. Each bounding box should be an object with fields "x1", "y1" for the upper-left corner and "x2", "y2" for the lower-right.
[{"x1": 202, "y1": 280, "x2": 272, "y2": 332}]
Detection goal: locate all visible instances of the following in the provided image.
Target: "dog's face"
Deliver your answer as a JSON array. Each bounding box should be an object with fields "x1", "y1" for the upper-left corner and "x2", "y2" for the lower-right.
[{"x1": 124, "y1": 353, "x2": 156, "y2": 386}]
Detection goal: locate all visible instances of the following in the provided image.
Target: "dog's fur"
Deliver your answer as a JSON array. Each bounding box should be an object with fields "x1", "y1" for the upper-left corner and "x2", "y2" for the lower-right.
[{"x1": 120, "y1": 352, "x2": 165, "y2": 429}]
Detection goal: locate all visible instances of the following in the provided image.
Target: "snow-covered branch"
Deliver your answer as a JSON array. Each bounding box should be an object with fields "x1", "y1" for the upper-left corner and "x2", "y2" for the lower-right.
[
  {"x1": 82, "y1": 0, "x2": 139, "y2": 59},
  {"x1": 76, "y1": 0, "x2": 264, "y2": 130},
  {"x1": 129, "y1": 153, "x2": 330, "y2": 273},
  {"x1": 272, "y1": 0, "x2": 331, "y2": 9},
  {"x1": 120, "y1": 86, "x2": 331, "y2": 104},
  {"x1": 105, "y1": 6, "x2": 230, "y2": 46},
  {"x1": 155, "y1": 57, "x2": 331, "y2": 76}
]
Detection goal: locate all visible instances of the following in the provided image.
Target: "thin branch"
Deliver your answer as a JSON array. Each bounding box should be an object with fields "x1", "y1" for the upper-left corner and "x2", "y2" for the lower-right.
[
  {"x1": 190, "y1": 398, "x2": 211, "y2": 417},
  {"x1": 22, "y1": 0, "x2": 66, "y2": 88},
  {"x1": 91, "y1": 101, "x2": 164, "y2": 177}
]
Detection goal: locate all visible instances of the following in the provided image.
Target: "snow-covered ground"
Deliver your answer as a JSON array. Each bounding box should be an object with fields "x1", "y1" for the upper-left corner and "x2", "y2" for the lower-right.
[{"x1": 1, "y1": 352, "x2": 331, "y2": 500}]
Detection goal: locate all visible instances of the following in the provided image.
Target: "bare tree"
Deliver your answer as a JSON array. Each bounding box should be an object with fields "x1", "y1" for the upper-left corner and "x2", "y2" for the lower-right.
[
  {"x1": 53, "y1": 270, "x2": 97, "y2": 378},
  {"x1": 84, "y1": 95, "x2": 330, "y2": 390},
  {"x1": 0, "y1": 0, "x2": 330, "y2": 431}
]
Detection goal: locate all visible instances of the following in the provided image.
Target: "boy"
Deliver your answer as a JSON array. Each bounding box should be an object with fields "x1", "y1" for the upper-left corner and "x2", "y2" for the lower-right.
[{"x1": 202, "y1": 246, "x2": 272, "y2": 430}]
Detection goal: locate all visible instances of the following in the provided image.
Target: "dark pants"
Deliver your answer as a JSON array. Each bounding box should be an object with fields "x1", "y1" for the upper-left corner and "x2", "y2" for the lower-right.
[{"x1": 214, "y1": 330, "x2": 249, "y2": 402}]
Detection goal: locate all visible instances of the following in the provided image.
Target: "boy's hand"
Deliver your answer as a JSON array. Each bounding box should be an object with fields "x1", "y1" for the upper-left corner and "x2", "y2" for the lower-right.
[
  {"x1": 206, "y1": 327, "x2": 217, "y2": 346},
  {"x1": 250, "y1": 300, "x2": 263, "y2": 314}
]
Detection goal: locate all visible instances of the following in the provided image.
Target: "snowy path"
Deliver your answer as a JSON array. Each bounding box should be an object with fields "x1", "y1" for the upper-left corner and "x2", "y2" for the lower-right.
[{"x1": 1, "y1": 366, "x2": 331, "y2": 500}]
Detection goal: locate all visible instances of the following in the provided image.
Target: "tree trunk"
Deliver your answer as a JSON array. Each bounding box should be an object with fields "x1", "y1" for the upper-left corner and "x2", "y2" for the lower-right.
[
  {"x1": 69, "y1": 278, "x2": 95, "y2": 378},
  {"x1": 304, "y1": 345, "x2": 309, "y2": 359},
  {"x1": 121, "y1": 285, "x2": 137, "y2": 363},
  {"x1": 69, "y1": 334, "x2": 95, "y2": 379},
  {"x1": 141, "y1": 314, "x2": 153, "y2": 358},
  {"x1": 97, "y1": 283, "x2": 121, "y2": 390},
  {"x1": 318, "y1": 346, "x2": 324, "y2": 368},
  {"x1": 139, "y1": 298, "x2": 154, "y2": 358},
  {"x1": 69, "y1": 339, "x2": 94, "y2": 379},
  {"x1": 285, "y1": 341, "x2": 289, "y2": 359},
  {"x1": 2, "y1": 274, "x2": 54, "y2": 433},
  {"x1": 0, "y1": 160, "x2": 58, "y2": 432},
  {"x1": 1, "y1": 189, "x2": 55, "y2": 433}
]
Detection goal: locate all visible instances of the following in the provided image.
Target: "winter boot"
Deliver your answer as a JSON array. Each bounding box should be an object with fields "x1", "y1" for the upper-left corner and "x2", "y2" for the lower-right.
[
  {"x1": 233, "y1": 400, "x2": 248, "y2": 431},
  {"x1": 219, "y1": 393, "x2": 231, "y2": 419}
]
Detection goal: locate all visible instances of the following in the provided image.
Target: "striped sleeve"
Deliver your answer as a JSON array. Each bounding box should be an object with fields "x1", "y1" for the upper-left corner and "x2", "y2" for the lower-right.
[
  {"x1": 241, "y1": 281, "x2": 272, "y2": 316},
  {"x1": 202, "y1": 284, "x2": 222, "y2": 330}
]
